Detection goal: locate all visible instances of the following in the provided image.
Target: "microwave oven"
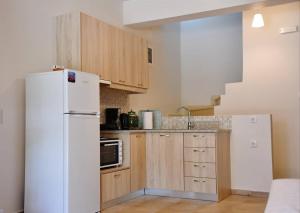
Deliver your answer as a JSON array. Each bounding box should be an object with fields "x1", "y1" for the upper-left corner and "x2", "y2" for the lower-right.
[{"x1": 100, "y1": 137, "x2": 123, "y2": 169}]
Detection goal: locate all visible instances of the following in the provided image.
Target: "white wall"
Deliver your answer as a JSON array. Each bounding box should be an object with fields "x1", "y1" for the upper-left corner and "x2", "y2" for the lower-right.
[
  {"x1": 123, "y1": 0, "x2": 296, "y2": 26},
  {"x1": 180, "y1": 13, "x2": 243, "y2": 106},
  {"x1": 216, "y1": 2, "x2": 300, "y2": 178},
  {"x1": 129, "y1": 24, "x2": 182, "y2": 115},
  {"x1": 231, "y1": 115, "x2": 273, "y2": 192},
  {"x1": 0, "y1": 1, "x2": 124, "y2": 212},
  {"x1": 0, "y1": 1, "x2": 183, "y2": 212}
]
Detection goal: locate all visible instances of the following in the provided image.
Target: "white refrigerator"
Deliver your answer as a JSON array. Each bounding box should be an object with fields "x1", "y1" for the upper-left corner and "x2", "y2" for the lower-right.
[{"x1": 25, "y1": 70, "x2": 100, "y2": 213}]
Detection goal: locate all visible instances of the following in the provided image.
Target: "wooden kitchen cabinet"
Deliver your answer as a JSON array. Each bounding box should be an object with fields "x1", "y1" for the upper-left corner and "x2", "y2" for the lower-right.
[
  {"x1": 183, "y1": 132, "x2": 231, "y2": 201},
  {"x1": 56, "y1": 12, "x2": 149, "y2": 92},
  {"x1": 130, "y1": 133, "x2": 146, "y2": 192},
  {"x1": 80, "y1": 13, "x2": 101, "y2": 76},
  {"x1": 56, "y1": 13, "x2": 106, "y2": 78},
  {"x1": 146, "y1": 133, "x2": 184, "y2": 191},
  {"x1": 100, "y1": 169, "x2": 130, "y2": 203}
]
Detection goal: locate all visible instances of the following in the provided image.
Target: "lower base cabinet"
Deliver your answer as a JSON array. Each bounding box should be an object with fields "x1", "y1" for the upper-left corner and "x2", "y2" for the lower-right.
[{"x1": 100, "y1": 169, "x2": 130, "y2": 203}]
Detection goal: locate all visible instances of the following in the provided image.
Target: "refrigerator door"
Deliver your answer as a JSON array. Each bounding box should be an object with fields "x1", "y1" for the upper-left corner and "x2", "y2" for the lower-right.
[
  {"x1": 64, "y1": 114, "x2": 100, "y2": 213},
  {"x1": 64, "y1": 70, "x2": 99, "y2": 114}
]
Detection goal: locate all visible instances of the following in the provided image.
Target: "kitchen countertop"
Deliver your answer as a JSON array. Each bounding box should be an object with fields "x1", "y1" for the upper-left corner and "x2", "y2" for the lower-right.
[{"x1": 101, "y1": 129, "x2": 230, "y2": 133}]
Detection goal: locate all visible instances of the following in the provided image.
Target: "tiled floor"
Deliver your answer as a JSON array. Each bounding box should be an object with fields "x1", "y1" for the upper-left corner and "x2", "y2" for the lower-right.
[{"x1": 102, "y1": 195, "x2": 267, "y2": 213}]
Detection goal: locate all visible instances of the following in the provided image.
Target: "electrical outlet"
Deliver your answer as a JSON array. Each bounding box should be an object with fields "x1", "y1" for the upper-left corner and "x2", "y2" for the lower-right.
[
  {"x1": 250, "y1": 140, "x2": 258, "y2": 148},
  {"x1": 250, "y1": 116, "x2": 257, "y2": 124}
]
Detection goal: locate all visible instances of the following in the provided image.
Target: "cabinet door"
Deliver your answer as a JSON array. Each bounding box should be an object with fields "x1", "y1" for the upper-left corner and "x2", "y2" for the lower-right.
[
  {"x1": 124, "y1": 32, "x2": 135, "y2": 86},
  {"x1": 111, "y1": 29, "x2": 128, "y2": 85},
  {"x1": 146, "y1": 133, "x2": 184, "y2": 191},
  {"x1": 98, "y1": 21, "x2": 112, "y2": 81},
  {"x1": 184, "y1": 162, "x2": 216, "y2": 178},
  {"x1": 130, "y1": 133, "x2": 146, "y2": 192},
  {"x1": 184, "y1": 133, "x2": 215, "y2": 148},
  {"x1": 81, "y1": 13, "x2": 101, "y2": 75},
  {"x1": 184, "y1": 148, "x2": 216, "y2": 163},
  {"x1": 133, "y1": 36, "x2": 149, "y2": 89},
  {"x1": 184, "y1": 177, "x2": 216, "y2": 194},
  {"x1": 141, "y1": 38, "x2": 149, "y2": 88},
  {"x1": 101, "y1": 169, "x2": 130, "y2": 203}
]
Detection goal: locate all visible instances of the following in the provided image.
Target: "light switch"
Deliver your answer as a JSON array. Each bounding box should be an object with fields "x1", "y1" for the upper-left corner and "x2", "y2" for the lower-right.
[
  {"x1": 250, "y1": 140, "x2": 257, "y2": 148},
  {"x1": 279, "y1": 26, "x2": 298, "y2": 34},
  {"x1": 250, "y1": 116, "x2": 257, "y2": 124}
]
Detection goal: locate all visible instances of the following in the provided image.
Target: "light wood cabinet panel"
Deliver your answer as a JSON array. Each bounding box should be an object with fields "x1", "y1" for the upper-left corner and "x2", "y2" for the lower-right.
[
  {"x1": 98, "y1": 21, "x2": 112, "y2": 81},
  {"x1": 80, "y1": 13, "x2": 101, "y2": 76},
  {"x1": 185, "y1": 177, "x2": 216, "y2": 194},
  {"x1": 184, "y1": 147, "x2": 216, "y2": 163},
  {"x1": 130, "y1": 133, "x2": 146, "y2": 192},
  {"x1": 101, "y1": 169, "x2": 130, "y2": 203},
  {"x1": 184, "y1": 162, "x2": 216, "y2": 178},
  {"x1": 184, "y1": 133, "x2": 215, "y2": 148},
  {"x1": 133, "y1": 36, "x2": 149, "y2": 89},
  {"x1": 56, "y1": 12, "x2": 150, "y2": 93},
  {"x1": 146, "y1": 133, "x2": 184, "y2": 191}
]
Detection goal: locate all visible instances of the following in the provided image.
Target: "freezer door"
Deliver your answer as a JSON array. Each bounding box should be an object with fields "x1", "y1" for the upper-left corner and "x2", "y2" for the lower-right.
[
  {"x1": 64, "y1": 70, "x2": 99, "y2": 114},
  {"x1": 64, "y1": 114, "x2": 100, "y2": 213}
]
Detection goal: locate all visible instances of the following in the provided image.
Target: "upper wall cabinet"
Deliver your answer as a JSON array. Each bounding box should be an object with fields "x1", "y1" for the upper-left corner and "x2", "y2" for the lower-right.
[{"x1": 56, "y1": 12, "x2": 149, "y2": 93}]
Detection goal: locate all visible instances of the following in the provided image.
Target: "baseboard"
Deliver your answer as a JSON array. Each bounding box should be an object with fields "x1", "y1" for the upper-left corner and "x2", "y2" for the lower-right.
[
  {"x1": 145, "y1": 188, "x2": 218, "y2": 202},
  {"x1": 231, "y1": 189, "x2": 269, "y2": 198},
  {"x1": 101, "y1": 189, "x2": 145, "y2": 210}
]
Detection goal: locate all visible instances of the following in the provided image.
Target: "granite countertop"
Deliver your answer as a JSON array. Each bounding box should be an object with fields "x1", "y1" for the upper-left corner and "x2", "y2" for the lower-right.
[{"x1": 101, "y1": 128, "x2": 231, "y2": 133}]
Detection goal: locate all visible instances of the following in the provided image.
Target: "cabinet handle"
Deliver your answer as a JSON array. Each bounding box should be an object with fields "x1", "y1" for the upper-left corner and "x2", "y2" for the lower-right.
[
  {"x1": 160, "y1": 134, "x2": 170, "y2": 137},
  {"x1": 193, "y1": 149, "x2": 199, "y2": 152},
  {"x1": 193, "y1": 164, "x2": 199, "y2": 167},
  {"x1": 202, "y1": 180, "x2": 206, "y2": 183},
  {"x1": 114, "y1": 174, "x2": 121, "y2": 177},
  {"x1": 202, "y1": 165, "x2": 206, "y2": 168},
  {"x1": 201, "y1": 149, "x2": 206, "y2": 152},
  {"x1": 193, "y1": 135, "x2": 199, "y2": 138},
  {"x1": 193, "y1": 179, "x2": 199, "y2": 182}
]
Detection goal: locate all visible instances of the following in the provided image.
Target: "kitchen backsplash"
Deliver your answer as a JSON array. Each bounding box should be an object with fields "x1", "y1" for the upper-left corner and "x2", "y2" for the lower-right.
[
  {"x1": 100, "y1": 86, "x2": 232, "y2": 129},
  {"x1": 100, "y1": 86, "x2": 130, "y2": 124},
  {"x1": 161, "y1": 115, "x2": 232, "y2": 129}
]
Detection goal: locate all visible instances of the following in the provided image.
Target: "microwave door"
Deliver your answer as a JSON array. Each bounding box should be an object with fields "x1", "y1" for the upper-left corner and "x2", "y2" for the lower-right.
[{"x1": 100, "y1": 142, "x2": 119, "y2": 168}]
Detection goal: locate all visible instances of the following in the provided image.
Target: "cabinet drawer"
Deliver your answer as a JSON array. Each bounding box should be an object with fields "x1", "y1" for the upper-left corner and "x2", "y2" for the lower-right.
[
  {"x1": 184, "y1": 148, "x2": 215, "y2": 163},
  {"x1": 184, "y1": 177, "x2": 216, "y2": 194},
  {"x1": 184, "y1": 133, "x2": 215, "y2": 148},
  {"x1": 184, "y1": 162, "x2": 216, "y2": 178},
  {"x1": 101, "y1": 169, "x2": 130, "y2": 203}
]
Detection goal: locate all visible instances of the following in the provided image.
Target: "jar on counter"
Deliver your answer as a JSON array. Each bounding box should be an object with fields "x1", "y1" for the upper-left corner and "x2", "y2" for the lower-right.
[{"x1": 128, "y1": 110, "x2": 139, "y2": 129}]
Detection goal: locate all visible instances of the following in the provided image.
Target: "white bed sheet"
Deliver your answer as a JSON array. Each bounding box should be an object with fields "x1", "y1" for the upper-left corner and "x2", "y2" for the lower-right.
[{"x1": 265, "y1": 179, "x2": 300, "y2": 213}]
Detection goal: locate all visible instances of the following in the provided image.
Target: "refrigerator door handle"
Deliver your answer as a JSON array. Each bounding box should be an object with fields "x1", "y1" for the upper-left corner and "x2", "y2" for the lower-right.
[{"x1": 65, "y1": 111, "x2": 99, "y2": 116}]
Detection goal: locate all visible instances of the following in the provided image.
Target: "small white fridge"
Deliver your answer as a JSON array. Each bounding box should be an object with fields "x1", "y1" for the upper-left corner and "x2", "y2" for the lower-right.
[{"x1": 25, "y1": 70, "x2": 100, "y2": 213}]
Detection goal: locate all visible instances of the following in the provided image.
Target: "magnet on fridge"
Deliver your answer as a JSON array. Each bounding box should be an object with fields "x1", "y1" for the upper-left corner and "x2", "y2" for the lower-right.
[{"x1": 68, "y1": 71, "x2": 76, "y2": 83}]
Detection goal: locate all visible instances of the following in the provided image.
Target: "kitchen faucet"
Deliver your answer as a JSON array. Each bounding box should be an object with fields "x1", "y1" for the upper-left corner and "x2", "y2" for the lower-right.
[{"x1": 176, "y1": 106, "x2": 192, "y2": 130}]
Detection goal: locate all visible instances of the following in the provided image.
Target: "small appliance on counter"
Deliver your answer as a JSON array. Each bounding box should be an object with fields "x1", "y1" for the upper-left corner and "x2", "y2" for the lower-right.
[
  {"x1": 139, "y1": 110, "x2": 162, "y2": 129},
  {"x1": 128, "y1": 110, "x2": 139, "y2": 129},
  {"x1": 120, "y1": 113, "x2": 129, "y2": 130},
  {"x1": 102, "y1": 108, "x2": 120, "y2": 130},
  {"x1": 100, "y1": 137, "x2": 123, "y2": 169}
]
